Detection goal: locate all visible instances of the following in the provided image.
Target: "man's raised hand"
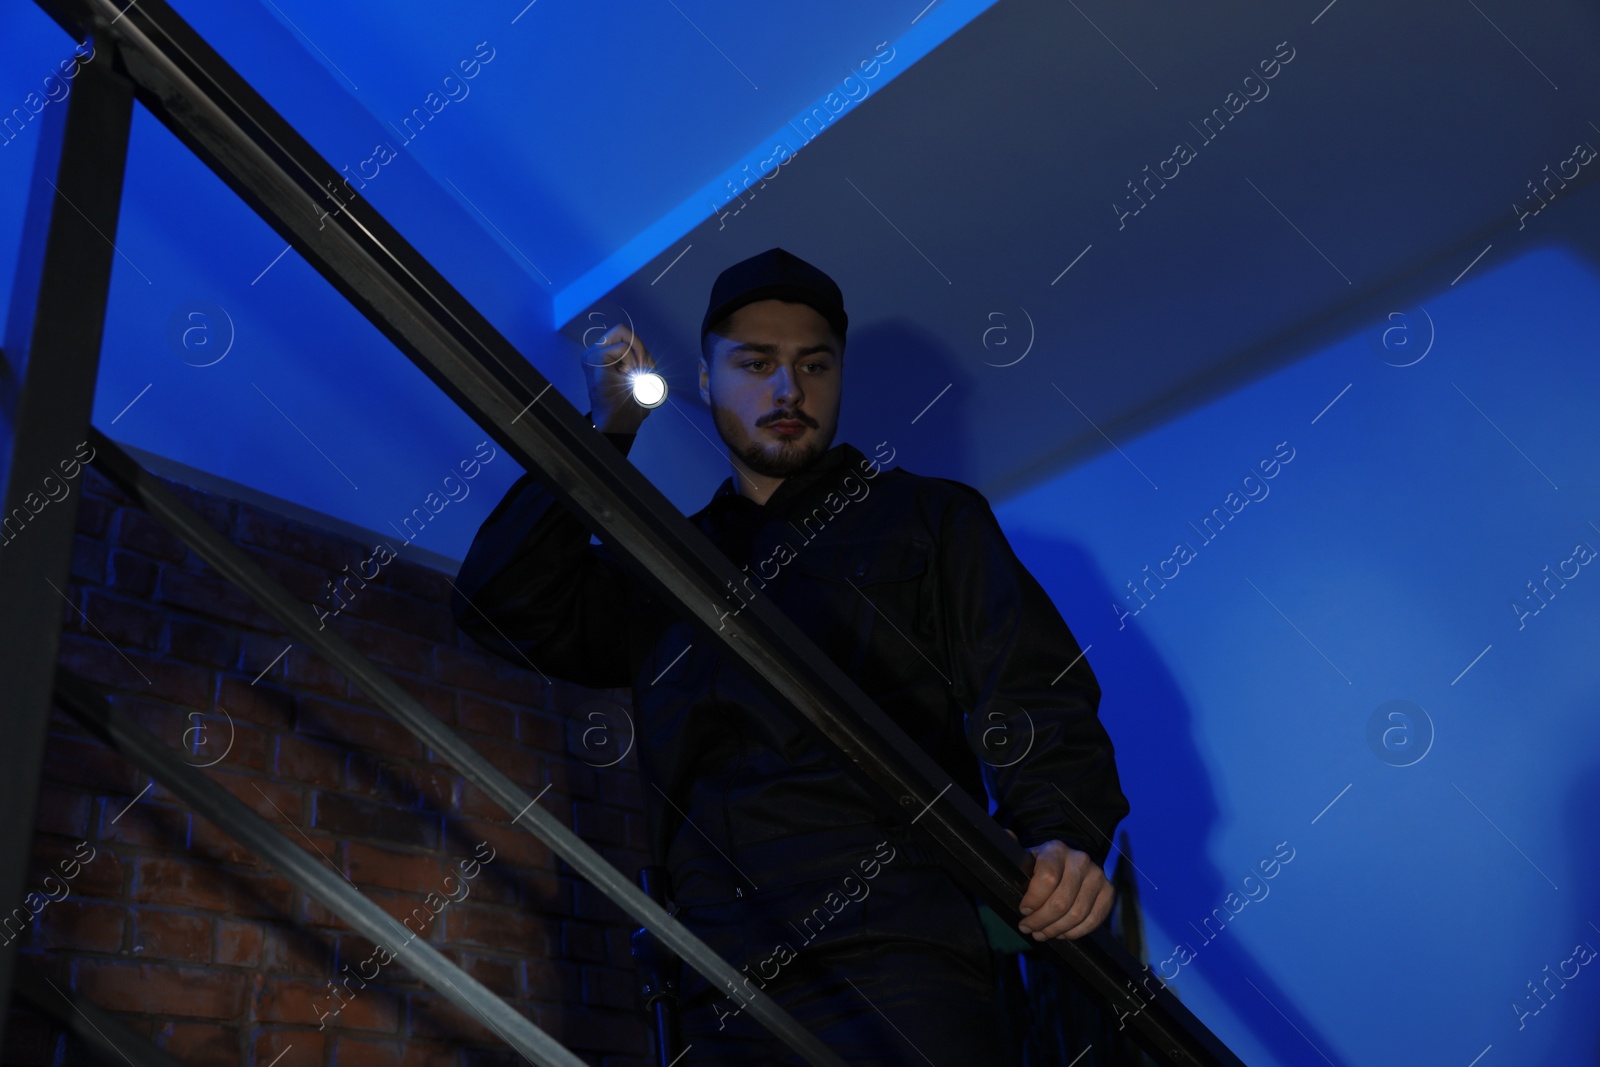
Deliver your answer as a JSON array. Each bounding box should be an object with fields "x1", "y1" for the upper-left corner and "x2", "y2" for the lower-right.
[{"x1": 583, "y1": 323, "x2": 658, "y2": 435}]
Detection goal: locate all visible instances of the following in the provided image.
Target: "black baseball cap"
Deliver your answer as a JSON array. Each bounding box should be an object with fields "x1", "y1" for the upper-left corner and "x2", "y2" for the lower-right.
[{"x1": 700, "y1": 248, "x2": 848, "y2": 352}]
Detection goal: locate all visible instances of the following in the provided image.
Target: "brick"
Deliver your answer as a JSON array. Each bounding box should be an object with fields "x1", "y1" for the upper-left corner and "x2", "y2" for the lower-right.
[
  {"x1": 434, "y1": 646, "x2": 545, "y2": 706},
  {"x1": 383, "y1": 559, "x2": 452, "y2": 601},
  {"x1": 33, "y1": 785, "x2": 91, "y2": 838},
  {"x1": 283, "y1": 643, "x2": 351, "y2": 698},
  {"x1": 446, "y1": 905, "x2": 551, "y2": 956},
  {"x1": 73, "y1": 590, "x2": 163, "y2": 649},
  {"x1": 595, "y1": 772, "x2": 643, "y2": 811},
  {"x1": 253, "y1": 979, "x2": 317, "y2": 1027},
  {"x1": 523, "y1": 958, "x2": 580, "y2": 1003},
  {"x1": 190, "y1": 816, "x2": 266, "y2": 869},
  {"x1": 69, "y1": 534, "x2": 106, "y2": 586},
  {"x1": 581, "y1": 966, "x2": 636, "y2": 1010},
  {"x1": 163, "y1": 615, "x2": 235, "y2": 666},
  {"x1": 276, "y1": 735, "x2": 344, "y2": 789},
  {"x1": 434, "y1": 850, "x2": 515, "y2": 909},
  {"x1": 217, "y1": 717, "x2": 272, "y2": 773},
  {"x1": 34, "y1": 900, "x2": 125, "y2": 954},
  {"x1": 559, "y1": 920, "x2": 608, "y2": 963},
  {"x1": 252, "y1": 1027, "x2": 325, "y2": 1067},
  {"x1": 261, "y1": 921, "x2": 333, "y2": 977},
  {"x1": 460, "y1": 953, "x2": 518, "y2": 998},
  {"x1": 250, "y1": 550, "x2": 335, "y2": 605},
  {"x1": 216, "y1": 919, "x2": 263, "y2": 967},
  {"x1": 256, "y1": 977, "x2": 402, "y2": 1029},
  {"x1": 458, "y1": 695, "x2": 516, "y2": 739},
  {"x1": 236, "y1": 510, "x2": 362, "y2": 574},
  {"x1": 405, "y1": 993, "x2": 500, "y2": 1044},
  {"x1": 448, "y1": 820, "x2": 554, "y2": 876},
  {"x1": 73, "y1": 490, "x2": 113, "y2": 535},
  {"x1": 345, "y1": 756, "x2": 454, "y2": 811},
  {"x1": 134, "y1": 910, "x2": 212, "y2": 963},
  {"x1": 519, "y1": 870, "x2": 569, "y2": 916},
  {"x1": 41, "y1": 733, "x2": 140, "y2": 795},
  {"x1": 158, "y1": 567, "x2": 277, "y2": 631},
  {"x1": 106, "y1": 547, "x2": 158, "y2": 597},
  {"x1": 343, "y1": 584, "x2": 453, "y2": 645},
  {"x1": 113, "y1": 508, "x2": 191, "y2": 563},
  {"x1": 345, "y1": 843, "x2": 443, "y2": 896},
  {"x1": 205, "y1": 769, "x2": 304, "y2": 826},
  {"x1": 123, "y1": 700, "x2": 191, "y2": 749},
  {"x1": 457, "y1": 780, "x2": 510, "y2": 822},
  {"x1": 459, "y1": 1048, "x2": 528, "y2": 1067},
  {"x1": 161, "y1": 479, "x2": 237, "y2": 536},
  {"x1": 30, "y1": 839, "x2": 123, "y2": 899},
  {"x1": 77, "y1": 961, "x2": 248, "y2": 1018},
  {"x1": 214, "y1": 673, "x2": 297, "y2": 731},
  {"x1": 300, "y1": 886, "x2": 416, "y2": 933},
  {"x1": 340, "y1": 620, "x2": 440, "y2": 677},
  {"x1": 132, "y1": 857, "x2": 294, "y2": 919},
  {"x1": 517, "y1": 710, "x2": 562, "y2": 752},
  {"x1": 546, "y1": 679, "x2": 613, "y2": 716},
  {"x1": 237, "y1": 632, "x2": 298, "y2": 686},
  {"x1": 457, "y1": 739, "x2": 541, "y2": 793},
  {"x1": 101, "y1": 798, "x2": 190, "y2": 850},
  {"x1": 154, "y1": 1021, "x2": 239, "y2": 1067},
  {"x1": 570, "y1": 882, "x2": 630, "y2": 927},
  {"x1": 313, "y1": 792, "x2": 439, "y2": 850},
  {"x1": 541, "y1": 756, "x2": 598, "y2": 802},
  {"x1": 55, "y1": 635, "x2": 212, "y2": 710},
  {"x1": 297, "y1": 698, "x2": 424, "y2": 761}
]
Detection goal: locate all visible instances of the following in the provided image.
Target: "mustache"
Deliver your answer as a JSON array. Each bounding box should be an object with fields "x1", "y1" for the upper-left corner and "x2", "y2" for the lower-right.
[{"x1": 760, "y1": 410, "x2": 815, "y2": 427}]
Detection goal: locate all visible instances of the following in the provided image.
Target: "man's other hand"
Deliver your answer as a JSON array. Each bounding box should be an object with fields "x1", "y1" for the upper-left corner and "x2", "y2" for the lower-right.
[{"x1": 1007, "y1": 829, "x2": 1114, "y2": 941}]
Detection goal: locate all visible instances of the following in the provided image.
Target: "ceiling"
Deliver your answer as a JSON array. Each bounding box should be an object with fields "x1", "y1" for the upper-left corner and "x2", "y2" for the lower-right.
[{"x1": 3, "y1": 0, "x2": 1599, "y2": 565}]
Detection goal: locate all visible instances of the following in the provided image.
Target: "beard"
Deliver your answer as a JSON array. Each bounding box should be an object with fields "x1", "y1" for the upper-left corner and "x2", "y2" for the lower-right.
[{"x1": 709, "y1": 392, "x2": 836, "y2": 479}]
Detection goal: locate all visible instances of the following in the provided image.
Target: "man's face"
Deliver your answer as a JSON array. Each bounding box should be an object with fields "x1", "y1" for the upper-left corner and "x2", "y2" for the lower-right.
[{"x1": 699, "y1": 299, "x2": 843, "y2": 479}]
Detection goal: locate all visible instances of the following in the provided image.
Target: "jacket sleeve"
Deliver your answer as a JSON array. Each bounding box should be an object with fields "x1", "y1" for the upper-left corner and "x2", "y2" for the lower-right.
[
  {"x1": 938, "y1": 486, "x2": 1130, "y2": 869},
  {"x1": 450, "y1": 421, "x2": 641, "y2": 690}
]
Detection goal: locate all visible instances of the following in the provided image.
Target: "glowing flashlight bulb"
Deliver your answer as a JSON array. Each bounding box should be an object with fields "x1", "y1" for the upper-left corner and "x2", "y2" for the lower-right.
[{"x1": 630, "y1": 370, "x2": 668, "y2": 409}]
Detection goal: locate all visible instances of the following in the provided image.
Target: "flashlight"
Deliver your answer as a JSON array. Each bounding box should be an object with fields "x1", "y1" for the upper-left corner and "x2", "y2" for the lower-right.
[{"x1": 629, "y1": 369, "x2": 668, "y2": 409}]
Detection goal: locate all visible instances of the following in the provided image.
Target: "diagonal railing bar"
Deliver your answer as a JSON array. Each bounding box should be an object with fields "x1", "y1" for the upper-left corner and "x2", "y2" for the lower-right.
[
  {"x1": 54, "y1": 666, "x2": 606, "y2": 1067},
  {"x1": 32, "y1": 0, "x2": 1241, "y2": 1060},
  {"x1": 82, "y1": 427, "x2": 850, "y2": 1067}
]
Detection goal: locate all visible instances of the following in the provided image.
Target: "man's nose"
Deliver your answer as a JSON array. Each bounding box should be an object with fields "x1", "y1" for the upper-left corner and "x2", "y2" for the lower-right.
[{"x1": 771, "y1": 365, "x2": 802, "y2": 405}]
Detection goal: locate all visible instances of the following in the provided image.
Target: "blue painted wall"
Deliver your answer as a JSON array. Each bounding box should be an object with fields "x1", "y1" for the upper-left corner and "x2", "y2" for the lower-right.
[{"x1": 995, "y1": 242, "x2": 1600, "y2": 1067}]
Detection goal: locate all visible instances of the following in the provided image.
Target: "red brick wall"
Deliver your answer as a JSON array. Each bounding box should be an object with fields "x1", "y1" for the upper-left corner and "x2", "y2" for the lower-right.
[{"x1": 4, "y1": 465, "x2": 653, "y2": 1066}]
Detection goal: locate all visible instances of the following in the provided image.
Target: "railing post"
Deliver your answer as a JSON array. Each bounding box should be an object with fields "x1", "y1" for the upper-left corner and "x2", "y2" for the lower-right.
[{"x1": 0, "y1": 33, "x2": 132, "y2": 1047}]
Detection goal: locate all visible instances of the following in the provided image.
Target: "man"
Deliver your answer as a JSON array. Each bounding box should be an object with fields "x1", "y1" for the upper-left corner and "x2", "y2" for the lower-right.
[{"x1": 451, "y1": 248, "x2": 1129, "y2": 1064}]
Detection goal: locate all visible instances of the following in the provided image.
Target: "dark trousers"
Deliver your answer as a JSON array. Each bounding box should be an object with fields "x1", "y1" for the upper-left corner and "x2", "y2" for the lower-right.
[{"x1": 674, "y1": 861, "x2": 1005, "y2": 1066}]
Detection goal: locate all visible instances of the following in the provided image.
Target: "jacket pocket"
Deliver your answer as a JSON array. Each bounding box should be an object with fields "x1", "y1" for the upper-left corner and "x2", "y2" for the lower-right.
[
  {"x1": 784, "y1": 537, "x2": 937, "y2": 689},
  {"x1": 789, "y1": 536, "x2": 931, "y2": 586}
]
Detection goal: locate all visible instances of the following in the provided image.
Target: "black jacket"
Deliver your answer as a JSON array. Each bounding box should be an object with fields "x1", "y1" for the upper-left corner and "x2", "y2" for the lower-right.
[{"x1": 450, "y1": 430, "x2": 1129, "y2": 907}]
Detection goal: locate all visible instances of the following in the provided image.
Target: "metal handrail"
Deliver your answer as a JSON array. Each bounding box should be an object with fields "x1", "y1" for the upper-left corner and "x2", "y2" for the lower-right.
[
  {"x1": 53, "y1": 667, "x2": 593, "y2": 1067},
  {"x1": 81, "y1": 427, "x2": 848, "y2": 1067},
  {"x1": 29, "y1": 0, "x2": 1244, "y2": 1060}
]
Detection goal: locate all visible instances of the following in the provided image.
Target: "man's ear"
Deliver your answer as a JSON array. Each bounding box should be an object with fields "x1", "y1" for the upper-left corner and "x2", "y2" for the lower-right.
[{"x1": 699, "y1": 356, "x2": 710, "y2": 405}]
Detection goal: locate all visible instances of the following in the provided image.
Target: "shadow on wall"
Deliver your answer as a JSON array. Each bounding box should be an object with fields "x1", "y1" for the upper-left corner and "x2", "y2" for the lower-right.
[
  {"x1": 1002, "y1": 533, "x2": 1350, "y2": 1067},
  {"x1": 1559, "y1": 762, "x2": 1600, "y2": 1064},
  {"x1": 837, "y1": 316, "x2": 981, "y2": 490}
]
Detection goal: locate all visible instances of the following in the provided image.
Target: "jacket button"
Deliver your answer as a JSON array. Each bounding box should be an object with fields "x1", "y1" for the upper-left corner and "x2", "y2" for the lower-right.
[{"x1": 853, "y1": 562, "x2": 869, "y2": 578}]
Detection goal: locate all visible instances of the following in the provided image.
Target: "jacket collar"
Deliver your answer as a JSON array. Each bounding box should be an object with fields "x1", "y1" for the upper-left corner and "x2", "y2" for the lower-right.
[{"x1": 706, "y1": 440, "x2": 867, "y2": 517}]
